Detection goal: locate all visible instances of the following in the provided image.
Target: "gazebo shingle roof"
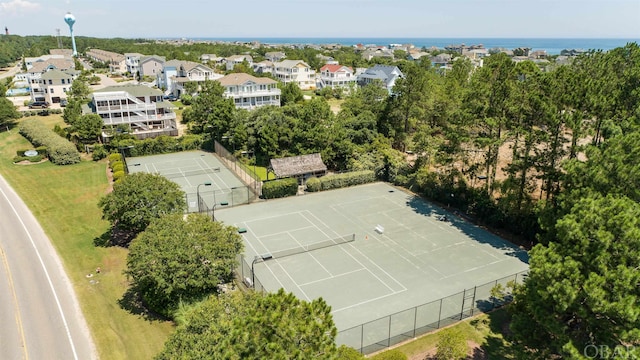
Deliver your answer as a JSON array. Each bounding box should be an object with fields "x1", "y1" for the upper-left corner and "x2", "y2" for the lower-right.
[{"x1": 270, "y1": 153, "x2": 327, "y2": 178}]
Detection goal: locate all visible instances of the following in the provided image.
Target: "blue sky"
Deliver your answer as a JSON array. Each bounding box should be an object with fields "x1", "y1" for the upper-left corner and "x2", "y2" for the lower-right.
[{"x1": 1, "y1": 0, "x2": 638, "y2": 39}]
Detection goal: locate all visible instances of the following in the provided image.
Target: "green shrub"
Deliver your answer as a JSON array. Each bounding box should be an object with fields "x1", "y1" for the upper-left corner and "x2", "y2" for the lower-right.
[
  {"x1": 92, "y1": 144, "x2": 107, "y2": 161},
  {"x1": 371, "y1": 349, "x2": 407, "y2": 360},
  {"x1": 111, "y1": 162, "x2": 125, "y2": 173},
  {"x1": 113, "y1": 170, "x2": 126, "y2": 182},
  {"x1": 306, "y1": 177, "x2": 321, "y2": 192},
  {"x1": 336, "y1": 345, "x2": 365, "y2": 359},
  {"x1": 35, "y1": 146, "x2": 48, "y2": 157},
  {"x1": 262, "y1": 178, "x2": 298, "y2": 199},
  {"x1": 13, "y1": 155, "x2": 27, "y2": 163},
  {"x1": 108, "y1": 153, "x2": 123, "y2": 163},
  {"x1": 28, "y1": 155, "x2": 43, "y2": 162},
  {"x1": 18, "y1": 118, "x2": 80, "y2": 165},
  {"x1": 307, "y1": 170, "x2": 376, "y2": 192}
]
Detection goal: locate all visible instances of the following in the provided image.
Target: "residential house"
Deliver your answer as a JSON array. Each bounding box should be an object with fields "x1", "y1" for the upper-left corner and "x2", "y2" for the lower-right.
[
  {"x1": 273, "y1": 60, "x2": 316, "y2": 90},
  {"x1": 24, "y1": 54, "x2": 68, "y2": 70},
  {"x1": 27, "y1": 60, "x2": 76, "y2": 102},
  {"x1": 217, "y1": 73, "x2": 280, "y2": 110},
  {"x1": 86, "y1": 49, "x2": 126, "y2": 74},
  {"x1": 125, "y1": 53, "x2": 144, "y2": 75},
  {"x1": 32, "y1": 69, "x2": 79, "y2": 104},
  {"x1": 253, "y1": 60, "x2": 274, "y2": 74},
  {"x1": 318, "y1": 64, "x2": 355, "y2": 90},
  {"x1": 316, "y1": 54, "x2": 337, "y2": 65},
  {"x1": 225, "y1": 55, "x2": 254, "y2": 71},
  {"x1": 265, "y1": 51, "x2": 286, "y2": 62},
  {"x1": 361, "y1": 47, "x2": 394, "y2": 61},
  {"x1": 168, "y1": 61, "x2": 221, "y2": 97},
  {"x1": 200, "y1": 53, "x2": 225, "y2": 65},
  {"x1": 431, "y1": 53, "x2": 452, "y2": 68},
  {"x1": 408, "y1": 50, "x2": 430, "y2": 61},
  {"x1": 356, "y1": 64, "x2": 404, "y2": 93},
  {"x1": 139, "y1": 55, "x2": 166, "y2": 78},
  {"x1": 85, "y1": 85, "x2": 177, "y2": 141}
]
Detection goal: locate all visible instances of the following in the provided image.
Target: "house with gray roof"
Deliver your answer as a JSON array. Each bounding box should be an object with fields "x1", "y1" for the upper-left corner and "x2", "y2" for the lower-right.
[
  {"x1": 265, "y1": 51, "x2": 286, "y2": 62},
  {"x1": 31, "y1": 69, "x2": 80, "y2": 104},
  {"x1": 158, "y1": 60, "x2": 221, "y2": 97},
  {"x1": 139, "y1": 55, "x2": 166, "y2": 78},
  {"x1": 356, "y1": 65, "x2": 404, "y2": 93},
  {"x1": 225, "y1": 55, "x2": 254, "y2": 71},
  {"x1": 85, "y1": 84, "x2": 177, "y2": 141},
  {"x1": 217, "y1": 73, "x2": 280, "y2": 110}
]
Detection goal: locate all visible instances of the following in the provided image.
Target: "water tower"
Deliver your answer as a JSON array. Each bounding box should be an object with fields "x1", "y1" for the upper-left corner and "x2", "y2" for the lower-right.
[{"x1": 64, "y1": 12, "x2": 77, "y2": 57}]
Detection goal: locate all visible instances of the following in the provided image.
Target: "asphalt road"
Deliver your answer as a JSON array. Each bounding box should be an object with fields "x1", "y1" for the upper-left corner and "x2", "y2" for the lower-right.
[{"x1": 0, "y1": 174, "x2": 96, "y2": 360}]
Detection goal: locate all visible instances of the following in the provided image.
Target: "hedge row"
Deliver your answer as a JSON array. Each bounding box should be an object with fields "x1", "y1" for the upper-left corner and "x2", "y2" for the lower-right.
[
  {"x1": 20, "y1": 109, "x2": 63, "y2": 117},
  {"x1": 306, "y1": 170, "x2": 376, "y2": 192},
  {"x1": 15, "y1": 146, "x2": 48, "y2": 157},
  {"x1": 111, "y1": 134, "x2": 203, "y2": 157},
  {"x1": 19, "y1": 119, "x2": 80, "y2": 165},
  {"x1": 262, "y1": 178, "x2": 298, "y2": 199},
  {"x1": 108, "y1": 153, "x2": 126, "y2": 183}
]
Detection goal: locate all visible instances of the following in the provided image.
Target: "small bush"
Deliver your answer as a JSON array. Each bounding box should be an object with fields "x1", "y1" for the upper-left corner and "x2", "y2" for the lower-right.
[
  {"x1": 92, "y1": 144, "x2": 108, "y2": 161},
  {"x1": 262, "y1": 178, "x2": 298, "y2": 199},
  {"x1": 28, "y1": 155, "x2": 43, "y2": 162},
  {"x1": 306, "y1": 177, "x2": 321, "y2": 192},
  {"x1": 108, "y1": 153, "x2": 123, "y2": 163},
  {"x1": 371, "y1": 349, "x2": 407, "y2": 360},
  {"x1": 111, "y1": 162, "x2": 124, "y2": 173},
  {"x1": 113, "y1": 170, "x2": 126, "y2": 182},
  {"x1": 13, "y1": 155, "x2": 27, "y2": 162}
]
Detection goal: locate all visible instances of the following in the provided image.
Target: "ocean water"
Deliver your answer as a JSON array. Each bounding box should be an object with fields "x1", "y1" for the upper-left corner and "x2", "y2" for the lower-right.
[{"x1": 192, "y1": 37, "x2": 638, "y2": 55}]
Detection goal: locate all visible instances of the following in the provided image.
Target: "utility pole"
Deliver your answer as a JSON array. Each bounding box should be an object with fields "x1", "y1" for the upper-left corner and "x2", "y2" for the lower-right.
[{"x1": 55, "y1": 28, "x2": 62, "y2": 48}]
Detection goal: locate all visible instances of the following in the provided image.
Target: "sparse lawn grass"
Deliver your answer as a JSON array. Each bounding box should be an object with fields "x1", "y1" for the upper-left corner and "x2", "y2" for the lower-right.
[
  {"x1": 0, "y1": 116, "x2": 173, "y2": 360},
  {"x1": 374, "y1": 309, "x2": 517, "y2": 360},
  {"x1": 327, "y1": 98, "x2": 344, "y2": 114}
]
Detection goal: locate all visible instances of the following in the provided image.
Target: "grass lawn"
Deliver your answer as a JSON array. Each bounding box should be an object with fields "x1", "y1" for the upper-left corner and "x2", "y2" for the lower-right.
[
  {"x1": 371, "y1": 309, "x2": 518, "y2": 360},
  {"x1": 0, "y1": 115, "x2": 173, "y2": 360}
]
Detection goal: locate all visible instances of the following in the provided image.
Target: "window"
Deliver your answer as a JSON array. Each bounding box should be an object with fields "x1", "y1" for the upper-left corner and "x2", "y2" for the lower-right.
[
  {"x1": 48, "y1": 80, "x2": 52, "y2": 85},
  {"x1": 51, "y1": 89, "x2": 55, "y2": 93},
  {"x1": 63, "y1": 88, "x2": 67, "y2": 92}
]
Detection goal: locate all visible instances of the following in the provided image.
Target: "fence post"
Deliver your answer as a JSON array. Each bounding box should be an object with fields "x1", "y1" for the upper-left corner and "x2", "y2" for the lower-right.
[
  {"x1": 360, "y1": 324, "x2": 364, "y2": 354},
  {"x1": 413, "y1": 306, "x2": 417, "y2": 338},
  {"x1": 387, "y1": 315, "x2": 391, "y2": 348},
  {"x1": 437, "y1": 298, "x2": 443, "y2": 328}
]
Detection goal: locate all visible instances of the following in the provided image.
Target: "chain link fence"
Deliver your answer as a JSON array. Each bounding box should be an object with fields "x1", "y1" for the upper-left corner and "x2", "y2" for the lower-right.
[
  {"x1": 214, "y1": 140, "x2": 262, "y2": 198},
  {"x1": 336, "y1": 270, "x2": 528, "y2": 354}
]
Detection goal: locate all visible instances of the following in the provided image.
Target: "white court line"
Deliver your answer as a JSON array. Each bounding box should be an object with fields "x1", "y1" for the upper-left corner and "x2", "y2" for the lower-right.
[
  {"x1": 332, "y1": 289, "x2": 407, "y2": 314},
  {"x1": 274, "y1": 261, "x2": 311, "y2": 301},
  {"x1": 195, "y1": 158, "x2": 223, "y2": 190},
  {"x1": 259, "y1": 225, "x2": 317, "y2": 239},
  {"x1": 241, "y1": 210, "x2": 310, "y2": 224},
  {"x1": 301, "y1": 211, "x2": 405, "y2": 292},
  {"x1": 152, "y1": 163, "x2": 159, "y2": 173},
  {"x1": 259, "y1": 260, "x2": 287, "y2": 290},
  {"x1": 197, "y1": 157, "x2": 231, "y2": 189},
  {"x1": 298, "y1": 267, "x2": 366, "y2": 287},
  {"x1": 285, "y1": 231, "x2": 333, "y2": 277}
]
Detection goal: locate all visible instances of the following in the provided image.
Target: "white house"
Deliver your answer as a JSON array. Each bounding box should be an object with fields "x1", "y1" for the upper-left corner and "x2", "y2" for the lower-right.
[
  {"x1": 125, "y1": 53, "x2": 144, "y2": 75},
  {"x1": 273, "y1": 60, "x2": 315, "y2": 90},
  {"x1": 86, "y1": 85, "x2": 177, "y2": 141},
  {"x1": 357, "y1": 65, "x2": 404, "y2": 93},
  {"x1": 318, "y1": 64, "x2": 355, "y2": 90},
  {"x1": 253, "y1": 60, "x2": 274, "y2": 74},
  {"x1": 217, "y1": 73, "x2": 281, "y2": 110},
  {"x1": 225, "y1": 55, "x2": 254, "y2": 71}
]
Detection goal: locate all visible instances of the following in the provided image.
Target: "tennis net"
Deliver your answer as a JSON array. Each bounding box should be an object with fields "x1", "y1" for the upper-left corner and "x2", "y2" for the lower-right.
[
  {"x1": 265, "y1": 234, "x2": 356, "y2": 260},
  {"x1": 160, "y1": 167, "x2": 221, "y2": 179}
]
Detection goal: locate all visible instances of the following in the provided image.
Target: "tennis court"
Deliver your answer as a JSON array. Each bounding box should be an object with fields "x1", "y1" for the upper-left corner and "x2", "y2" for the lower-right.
[
  {"x1": 126, "y1": 150, "x2": 252, "y2": 213},
  {"x1": 214, "y1": 182, "x2": 529, "y2": 350}
]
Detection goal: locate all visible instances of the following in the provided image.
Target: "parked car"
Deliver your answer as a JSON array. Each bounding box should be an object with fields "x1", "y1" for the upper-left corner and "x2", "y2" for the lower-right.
[{"x1": 28, "y1": 101, "x2": 49, "y2": 109}]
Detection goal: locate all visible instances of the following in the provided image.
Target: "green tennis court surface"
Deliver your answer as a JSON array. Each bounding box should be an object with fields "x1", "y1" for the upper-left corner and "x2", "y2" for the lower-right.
[
  {"x1": 215, "y1": 182, "x2": 529, "y2": 349},
  {"x1": 126, "y1": 150, "x2": 252, "y2": 212}
]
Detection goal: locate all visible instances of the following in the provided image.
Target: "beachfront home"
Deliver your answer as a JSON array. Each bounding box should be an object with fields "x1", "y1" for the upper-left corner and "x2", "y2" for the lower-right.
[
  {"x1": 217, "y1": 73, "x2": 280, "y2": 110},
  {"x1": 273, "y1": 60, "x2": 315, "y2": 90}
]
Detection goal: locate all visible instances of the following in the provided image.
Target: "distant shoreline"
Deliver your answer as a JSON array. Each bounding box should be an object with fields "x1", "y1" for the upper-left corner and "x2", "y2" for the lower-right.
[{"x1": 158, "y1": 37, "x2": 639, "y2": 55}]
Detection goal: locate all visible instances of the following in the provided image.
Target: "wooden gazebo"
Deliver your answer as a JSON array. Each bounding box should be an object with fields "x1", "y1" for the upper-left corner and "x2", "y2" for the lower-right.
[{"x1": 269, "y1": 153, "x2": 327, "y2": 184}]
